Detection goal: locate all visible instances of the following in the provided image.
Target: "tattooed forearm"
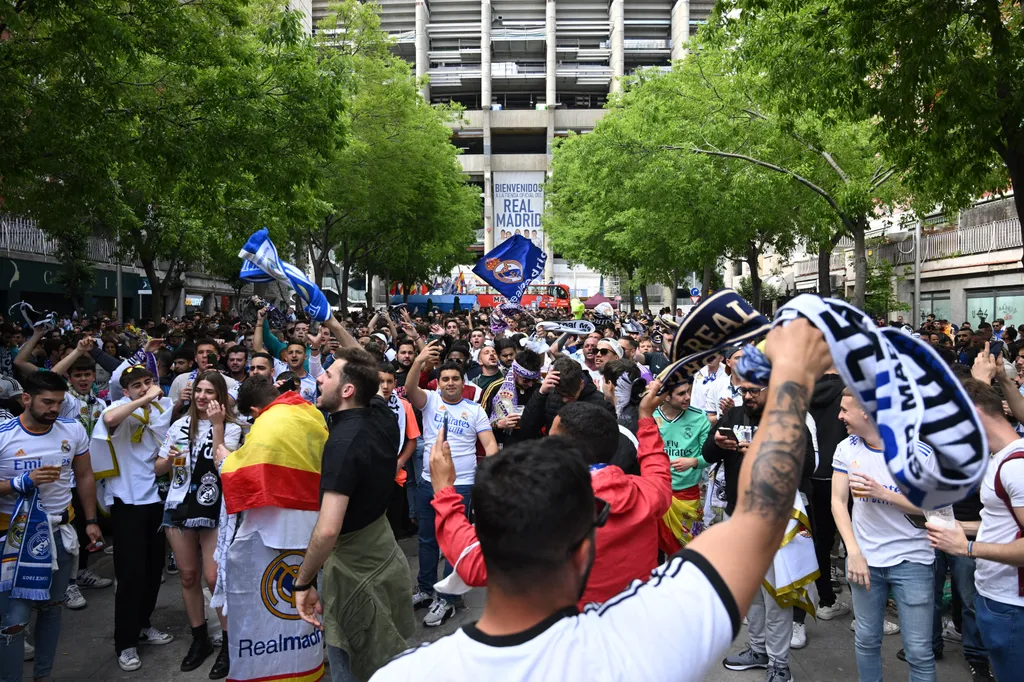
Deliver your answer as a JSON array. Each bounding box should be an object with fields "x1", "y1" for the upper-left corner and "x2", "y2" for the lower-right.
[{"x1": 741, "y1": 380, "x2": 810, "y2": 522}]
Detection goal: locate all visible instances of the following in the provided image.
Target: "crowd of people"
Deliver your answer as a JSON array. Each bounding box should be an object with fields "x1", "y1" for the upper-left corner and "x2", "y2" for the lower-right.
[{"x1": 0, "y1": 297, "x2": 1022, "y2": 682}]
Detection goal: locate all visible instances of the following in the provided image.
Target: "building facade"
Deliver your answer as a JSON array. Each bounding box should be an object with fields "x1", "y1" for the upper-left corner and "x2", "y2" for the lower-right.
[{"x1": 311, "y1": 0, "x2": 711, "y2": 304}]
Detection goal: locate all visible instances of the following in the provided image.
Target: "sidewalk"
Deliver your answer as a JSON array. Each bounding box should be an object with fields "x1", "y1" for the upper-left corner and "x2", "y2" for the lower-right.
[{"x1": 35, "y1": 538, "x2": 973, "y2": 681}]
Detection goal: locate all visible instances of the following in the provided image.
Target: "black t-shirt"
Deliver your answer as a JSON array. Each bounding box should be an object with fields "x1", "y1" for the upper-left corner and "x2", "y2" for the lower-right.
[{"x1": 321, "y1": 396, "x2": 400, "y2": 535}]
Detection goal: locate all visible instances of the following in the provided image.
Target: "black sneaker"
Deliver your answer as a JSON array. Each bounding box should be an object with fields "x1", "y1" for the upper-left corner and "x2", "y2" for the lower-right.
[
  {"x1": 896, "y1": 648, "x2": 943, "y2": 662},
  {"x1": 209, "y1": 640, "x2": 229, "y2": 680},
  {"x1": 167, "y1": 553, "x2": 179, "y2": 576},
  {"x1": 968, "y1": 660, "x2": 994, "y2": 681},
  {"x1": 181, "y1": 637, "x2": 214, "y2": 672}
]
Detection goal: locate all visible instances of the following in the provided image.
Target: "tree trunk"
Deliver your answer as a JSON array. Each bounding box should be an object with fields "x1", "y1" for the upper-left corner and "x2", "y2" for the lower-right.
[
  {"x1": 365, "y1": 273, "x2": 374, "y2": 309},
  {"x1": 746, "y1": 242, "x2": 762, "y2": 312},
  {"x1": 142, "y1": 259, "x2": 166, "y2": 320},
  {"x1": 1004, "y1": 152, "x2": 1024, "y2": 271},
  {"x1": 852, "y1": 217, "x2": 868, "y2": 310},
  {"x1": 701, "y1": 262, "x2": 713, "y2": 296},
  {"x1": 340, "y1": 241, "x2": 350, "y2": 314},
  {"x1": 817, "y1": 245, "x2": 832, "y2": 298},
  {"x1": 638, "y1": 284, "x2": 651, "y2": 314}
]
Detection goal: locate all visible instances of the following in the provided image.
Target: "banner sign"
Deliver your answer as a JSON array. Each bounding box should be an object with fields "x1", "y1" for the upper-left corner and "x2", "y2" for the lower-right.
[{"x1": 494, "y1": 171, "x2": 545, "y2": 248}]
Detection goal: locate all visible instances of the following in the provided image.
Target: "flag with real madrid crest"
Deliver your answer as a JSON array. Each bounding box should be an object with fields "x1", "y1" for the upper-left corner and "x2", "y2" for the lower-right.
[{"x1": 472, "y1": 235, "x2": 547, "y2": 305}]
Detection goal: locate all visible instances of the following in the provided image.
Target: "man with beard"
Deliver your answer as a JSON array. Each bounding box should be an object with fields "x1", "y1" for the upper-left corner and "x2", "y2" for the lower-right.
[
  {"x1": 223, "y1": 345, "x2": 248, "y2": 384},
  {"x1": 0, "y1": 371, "x2": 103, "y2": 679},
  {"x1": 470, "y1": 346, "x2": 503, "y2": 393},
  {"x1": 479, "y1": 349, "x2": 543, "y2": 445},
  {"x1": 704, "y1": 380, "x2": 815, "y2": 682},
  {"x1": 293, "y1": 347, "x2": 414, "y2": 681},
  {"x1": 393, "y1": 339, "x2": 418, "y2": 398},
  {"x1": 494, "y1": 338, "x2": 518, "y2": 372}
]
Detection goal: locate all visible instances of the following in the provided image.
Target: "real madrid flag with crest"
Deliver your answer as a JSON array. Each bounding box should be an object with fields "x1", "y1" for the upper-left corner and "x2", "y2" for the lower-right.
[{"x1": 472, "y1": 235, "x2": 547, "y2": 305}]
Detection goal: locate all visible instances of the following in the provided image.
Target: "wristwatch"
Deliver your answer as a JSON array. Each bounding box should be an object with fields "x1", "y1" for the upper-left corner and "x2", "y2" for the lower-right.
[
  {"x1": 292, "y1": 578, "x2": 318, "y2": 592},
  {"x1": 84, "y1": 518, "x2": 99, "y2": 525}
]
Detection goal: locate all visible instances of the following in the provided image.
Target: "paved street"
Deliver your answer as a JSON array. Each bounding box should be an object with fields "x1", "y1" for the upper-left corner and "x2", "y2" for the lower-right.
[{"x1": 33, "y1": 537, "x2": 973, "y2": 681}]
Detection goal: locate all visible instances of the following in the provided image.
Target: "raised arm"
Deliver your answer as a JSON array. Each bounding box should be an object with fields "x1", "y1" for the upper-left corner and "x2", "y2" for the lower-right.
[
  {"x1": 687, "y1": 320, "x2": 831, "y2": 617},
  {"x1": 630, "y1": 380, "x2": 673, "y2": 515},
  {"x1": 253, "y1": 308, "x2": 268, "y2": 354},
  {"x1": 405, "y1": 340, "x2": 441, "y2": 411},
  {"x1": 321, "y1": 313, "x2": 359, "y2": 351},
  {"x1": 52, "y1": 336, "x2": 94, "y2": 376},
  {"x1": 14, "y1": 326, "x2": 46, "y2": 377},
  {"x1": 102, "y1": 384, "x2": 164, "y2": 431}
]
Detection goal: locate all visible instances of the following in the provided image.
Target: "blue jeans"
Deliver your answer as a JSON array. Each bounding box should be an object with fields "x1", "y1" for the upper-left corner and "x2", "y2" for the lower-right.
[
  {"x1": 932, "y1": 550, "x2": 986, "y2": 663},
  {"x1": 415, "y1": 476, "x2": 472, "y2": 597},
  {"x1": 405, "y1": 437, "x2": 424, "y2": 520},
  {"x1": 326, "y1": 645, "x2": 357, "y2": 682},
  {"x1": 975, "y1": 594, "x2": 1024, "y2": 682},
  {"x1": 849, "y1": 560, "x2": 935, "y2": 682},
  {"x1": 0, "y1": 532, "x2": 76, "y2": 682}
]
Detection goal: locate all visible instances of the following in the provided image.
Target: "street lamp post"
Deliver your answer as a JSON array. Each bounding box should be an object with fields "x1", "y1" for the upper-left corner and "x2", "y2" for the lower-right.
[
  {"x1": 115, "y1": 230, "x2": 122, "y2": 322},
  {"x1": 913, "y1": 221, "x2": 921, "y2": 325}
]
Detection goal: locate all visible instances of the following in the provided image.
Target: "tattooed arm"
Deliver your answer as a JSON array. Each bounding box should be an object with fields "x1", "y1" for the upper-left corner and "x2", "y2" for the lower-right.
[{"x1": 687, "y1": 319, "x2": 832, "y2": 617}]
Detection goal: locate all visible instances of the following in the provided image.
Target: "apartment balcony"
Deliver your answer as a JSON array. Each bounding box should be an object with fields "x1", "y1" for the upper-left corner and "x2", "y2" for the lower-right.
[
  {"x1": 1, "y1": 216, "x2": 119, "y2": 266},
  {"x1": 489, "y1": 108, "x2": 549, "y2": 128},
  {"x1": 553, "y1": 108, "x2": 605, "y2": 129},
  {"x1": 458, "y1": 154, "x2": 487, "y2": 173},
  {"x1": 873, "y1": 219, "x2": 1022, "y2": 266}
]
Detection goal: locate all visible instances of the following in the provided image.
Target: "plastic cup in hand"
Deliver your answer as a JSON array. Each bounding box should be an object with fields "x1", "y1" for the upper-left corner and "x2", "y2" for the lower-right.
[{"x1": 924, "y1": 506, "x2": 957, "y2": 530}]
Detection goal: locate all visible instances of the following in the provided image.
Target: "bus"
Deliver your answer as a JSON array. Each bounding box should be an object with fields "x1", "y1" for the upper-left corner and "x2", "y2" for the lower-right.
[{"x1": 471, "y1": 283, "x2": 571, "y2": 311}]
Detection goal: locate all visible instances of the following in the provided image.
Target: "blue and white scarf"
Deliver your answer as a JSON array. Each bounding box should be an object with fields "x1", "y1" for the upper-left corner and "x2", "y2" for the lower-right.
[
  {"x1": 0, "y1": 475, "x2": 56, "y2": 600},
  {"x1": 239, "y1": 228, "x2": 331, "y2": 322},
  {"x1": 737, "y1": 295, "x2": 987, "y2": 510}
]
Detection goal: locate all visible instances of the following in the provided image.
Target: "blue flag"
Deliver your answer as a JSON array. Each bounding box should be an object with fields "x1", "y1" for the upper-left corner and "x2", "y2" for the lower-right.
[
  {"x1": 238, "y1": 228, "x2": 331, "y2": 322},
  {"x1": 472, "y1": 235, "x2": 547, "y2": 305}
]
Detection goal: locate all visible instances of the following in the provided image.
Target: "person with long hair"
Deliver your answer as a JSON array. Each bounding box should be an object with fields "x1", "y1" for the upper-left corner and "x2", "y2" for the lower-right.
[{"x1": 156, "y1": 371, "x2": 242, "y2": 678}]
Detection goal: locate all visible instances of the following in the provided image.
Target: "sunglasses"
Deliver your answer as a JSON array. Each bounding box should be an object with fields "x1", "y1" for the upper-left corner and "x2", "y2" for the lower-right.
[
  {"x1": 740, "y1": 387, "x2": 766, "y2": 396},
  {"x1": 596, "y1": 348, "x2": 615, "y2": 356},
  {"x1": 571, "y1": 497, "x2": 611, "y2": 551}
]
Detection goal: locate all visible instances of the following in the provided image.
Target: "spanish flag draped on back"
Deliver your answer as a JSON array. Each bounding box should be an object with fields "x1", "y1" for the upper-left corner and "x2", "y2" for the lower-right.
[{"x1": 221, "y1": 392, "x2": 327, "y2": 514}]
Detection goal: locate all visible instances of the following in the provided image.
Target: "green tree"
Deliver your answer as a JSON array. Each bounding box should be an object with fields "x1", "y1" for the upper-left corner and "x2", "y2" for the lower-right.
[
  {"x1": 863, "y1": 258, "x2": 911, "y2": 321},
  {"x1": 728, "y1": 0, "x2": 1021, "y2": 265},
  {"x1": 302, "y1": 0, "x2": 480, "y2": 306}
]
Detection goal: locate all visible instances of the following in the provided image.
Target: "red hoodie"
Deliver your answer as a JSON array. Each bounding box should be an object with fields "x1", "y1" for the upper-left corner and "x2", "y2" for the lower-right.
[{"x1": 430, "y1": 417, "x2": 672, "y2": 608}]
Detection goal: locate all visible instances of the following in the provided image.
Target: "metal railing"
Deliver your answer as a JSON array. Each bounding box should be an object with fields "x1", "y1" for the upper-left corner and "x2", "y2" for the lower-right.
[
  {"x1": 0, "y1": 216, "x2": 122, "y2": 266},
  {"x1": 794, "y1": 252, "x2": 845, "y2": 277},
  {"x1": 873, "y1": 218, "x2": 1022, "y2": 265}
]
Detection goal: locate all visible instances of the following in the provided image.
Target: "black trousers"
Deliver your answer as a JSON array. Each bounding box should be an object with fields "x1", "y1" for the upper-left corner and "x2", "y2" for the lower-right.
[
  {"x1": 809, "y1": 478, "x2": 837, "y2": 608},
  {"x1": 111, "y1": 500, "x2": 165, "y2": 653}
]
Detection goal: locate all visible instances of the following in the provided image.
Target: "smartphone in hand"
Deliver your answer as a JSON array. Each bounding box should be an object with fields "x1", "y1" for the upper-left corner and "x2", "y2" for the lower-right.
[{"x1": 718, "y1": 427, "x2": 738, "y2": 441}]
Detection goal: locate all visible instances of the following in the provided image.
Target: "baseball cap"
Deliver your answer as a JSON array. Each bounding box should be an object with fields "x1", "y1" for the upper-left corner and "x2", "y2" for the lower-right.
[{"x1": 0, "y1": 376, "x2": 23, "y2": 401}]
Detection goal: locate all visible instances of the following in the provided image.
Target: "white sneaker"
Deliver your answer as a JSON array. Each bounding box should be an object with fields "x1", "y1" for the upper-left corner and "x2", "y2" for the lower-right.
[
  {"x1": 138, "y1": 626, "x2": 174, "y2": 645},
  {"x1": 64, "y1": 583, "x2": 87, "y2": 610},
  {"x1": 118, "y1": 647, "x2": 142, "y2": 672},
  {"x1": 790, "y1": 622, "x2": 807, "y2": 649},
  {"x1": 423, "y1": 596, "x2": 455, "y2": 627},
  {"x1": 23, "y1": 641, "x2": 34, "y2": 661},
  {"x1": 941, "y1": 618, "x2": 962, "y2": 642},
  {"x1": 850, "y1": 618, "x2": 900, "y2": 635},
  {"x1": 816, "y1": 601, "x2": 851, "y2": 620},
  {"x1": 76, "y1": 568, "x2": 113, "y2": 589}
]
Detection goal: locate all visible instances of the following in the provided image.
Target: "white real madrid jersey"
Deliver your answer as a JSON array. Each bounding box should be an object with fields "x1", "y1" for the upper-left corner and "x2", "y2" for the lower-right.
[{"x1": 0, "y1": 416, "x2": 89, "y2": 522}]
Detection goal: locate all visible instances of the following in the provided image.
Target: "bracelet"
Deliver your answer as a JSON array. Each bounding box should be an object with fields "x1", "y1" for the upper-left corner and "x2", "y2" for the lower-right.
[
  {"x1": 292, "y1": 577, "x2": 317, "y2": 592},
  {"x1": 967, "y1": 541, "x2": 974, "y2": 558},
  {"x1": 85, "y1": 518, "x2": 99, "y2": 526}
]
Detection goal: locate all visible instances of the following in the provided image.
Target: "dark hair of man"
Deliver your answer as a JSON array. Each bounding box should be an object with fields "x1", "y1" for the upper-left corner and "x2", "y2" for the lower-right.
[
  {"x1": 226, "y1": 344, "x2": 247, "y2": 358},
  {"x1": 978, "y1": 321, "x2": 992, "y2": 331},
  {"x1": 554, "y1": 402, "x2": 620, "y2": 465},
  {"x1": 70, "y1": 355, "x2": 96, "y2": 373},
  {"x1": 251, "y1": 351, "x2": 274, "y2": 365},
  {"x1": 285, "y1": 340, "x2": 306, "y2": 352},
  {"x1": 43, "y1": 338, "x2": 66, "y2": 356},
  {"x1": 620, "y1": 336, "x2": 637, "y2": 352},
  {"x1": 196, "y1": 338, "x2": 219, "y2": 354},
  {"x1": 378, "y1": 361, "x2": 396, "y2": 377},
  {"x1": 472, "y1": 437, "x2": 594, "y2": 594},
  {"x1": 448, "y1": 341, "x2": 471, "y2": 359},
  {"x1": 119, "y1": 365, "x2": 155, "y2": 389},
  {"x1": 437, "y1": 360, "x2": 465, "y2": 379},
  {"x1": 960, "y1": 377, "x2": 1005, "y2": 419},
  {"x1": 362, "y1": 343, "x2": 385, "y2": 362},
  {"x1": 236, "y1": 375, "x2": 280, "y2": 415},
  {"x1": 494, "y1": 338, "x2": 518, "y2": 355},
  {"x1": 515, "y1": 348, "x2": 543, "y2": 373},
  {"x1": 600, "y1": 358, "x2": 634, "y2": 385},
  {"x1": 334, "y1": 347, "x2": 380, "y2": 407},
  {"x1": 152, "y1": 323, "x2": 170, "y2": 338},
  {"x1": 397, "y1": 337, "x2": 417, "y2": 352},
  {"x1": 155, "y1": 349, "x2": 173, "y2": 373},
  {"x1": 23, "y1": 371, "x2": 68, "y2": 396},
  {"x1": 551, "y1": 356, "x2": 584, "y2": 398}
]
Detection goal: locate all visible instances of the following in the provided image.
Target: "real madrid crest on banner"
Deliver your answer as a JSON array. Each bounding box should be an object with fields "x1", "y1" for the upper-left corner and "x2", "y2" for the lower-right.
[{"x1": 197, "y1": 472, "x2": 219, "y2": 506}]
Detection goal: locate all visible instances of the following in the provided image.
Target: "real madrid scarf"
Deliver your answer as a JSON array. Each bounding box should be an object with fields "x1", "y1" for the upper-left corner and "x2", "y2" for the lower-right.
[
  {"x1": 1, "y1": 476, "x2": 56, "y2": 600},
  {"x1": 387, "y1": 393, "x2": 408, "y2": 453},
  {"x1": 735, "y1": 295, "x2": 987, "y2": 510},
  {"x1": 165, "y1": 418, "x2": 221, "y2": 528},
  {"x1": 491, "y1": 361, "x2": 541, "y2": 425}
]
